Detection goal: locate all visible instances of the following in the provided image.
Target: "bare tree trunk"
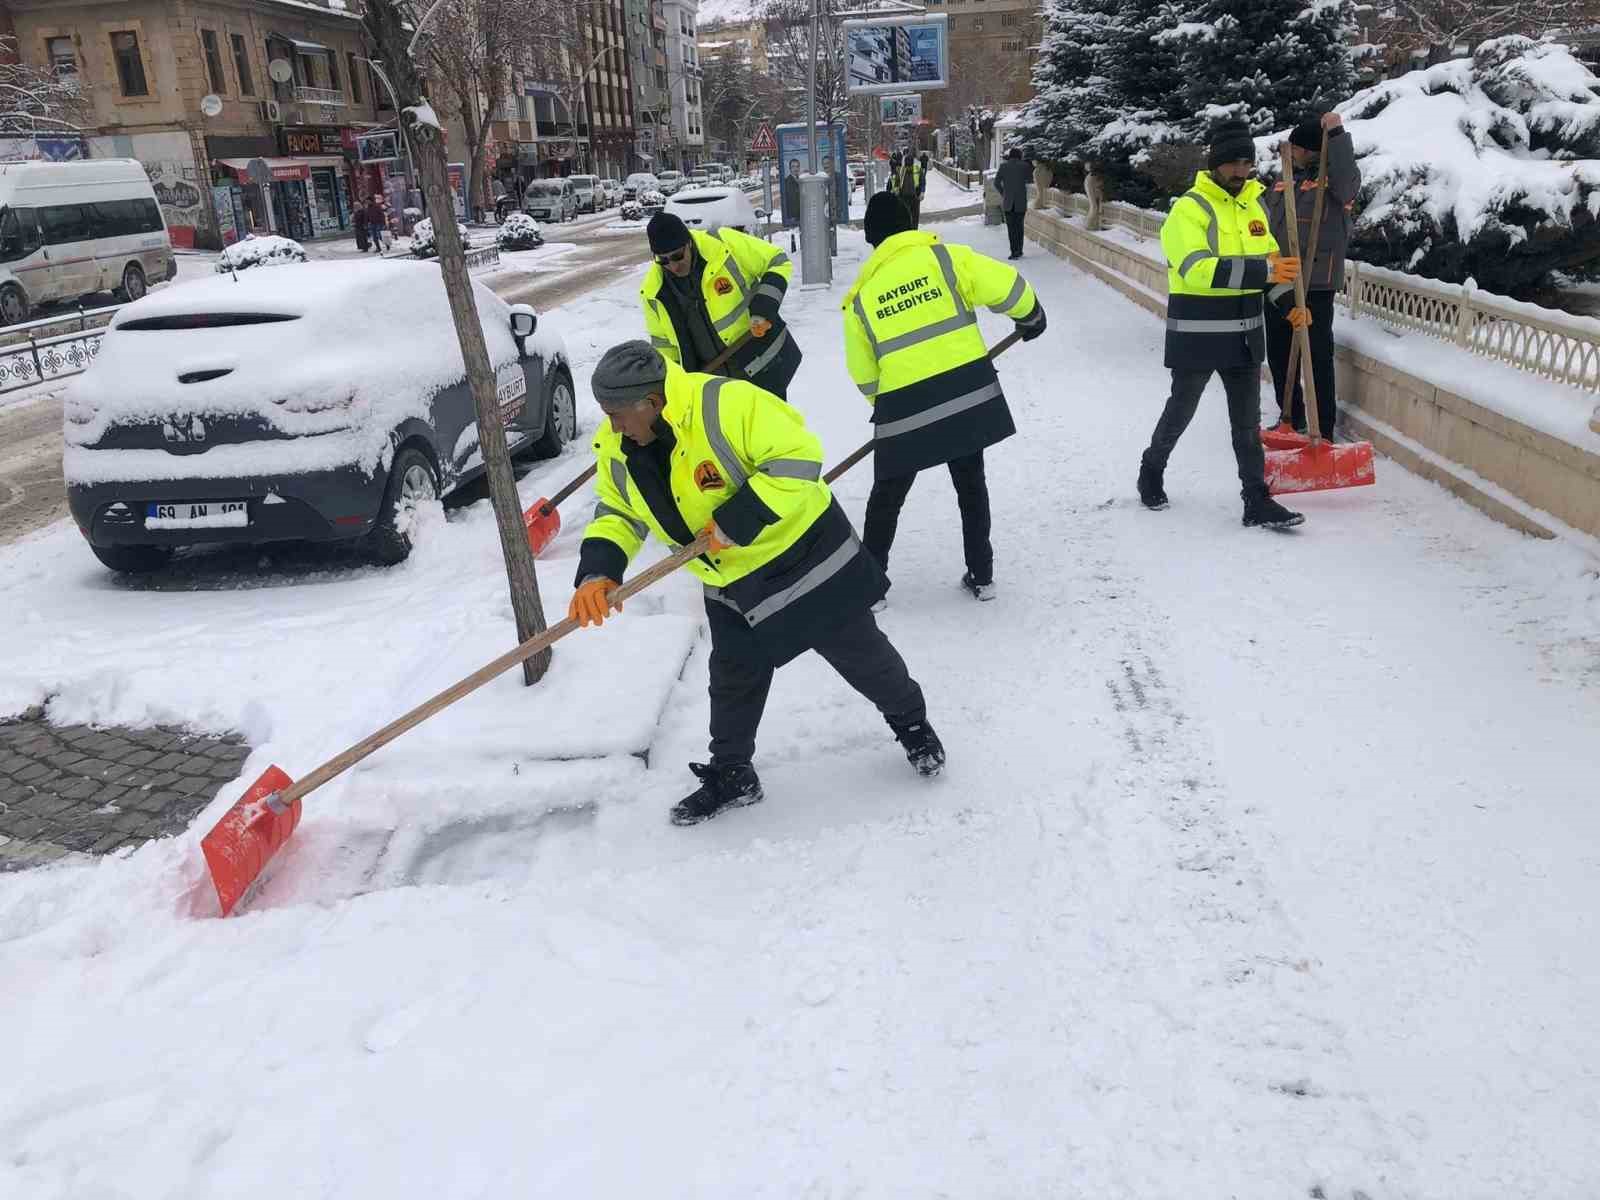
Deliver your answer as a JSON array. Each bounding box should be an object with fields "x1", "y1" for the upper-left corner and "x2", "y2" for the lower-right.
[{"x1": 369, "y1": 1, "x2": 551, "y2": 684}]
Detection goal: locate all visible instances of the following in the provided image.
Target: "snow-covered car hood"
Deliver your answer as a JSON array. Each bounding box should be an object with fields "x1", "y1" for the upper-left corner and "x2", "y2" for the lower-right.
[
  {"x1": 63, "y1": 260, "x2": 530, "y2": 480},
  {"x1": 664, "y1": 186, "x2": 760, "y2": 232}
]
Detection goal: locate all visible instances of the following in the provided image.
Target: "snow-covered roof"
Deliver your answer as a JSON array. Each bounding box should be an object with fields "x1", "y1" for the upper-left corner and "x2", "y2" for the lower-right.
[{"x1": 697, "y1": 0, "x2": 757, "y2": 23}]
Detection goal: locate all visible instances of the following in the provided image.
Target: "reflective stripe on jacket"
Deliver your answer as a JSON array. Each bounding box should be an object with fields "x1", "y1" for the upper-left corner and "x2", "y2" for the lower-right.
[
  {"x1": 641, "y1": 227, "x2": 799, "y2": 390},
  {"x1": 842, "y1": 230, "x2": 1034, "y2": 478},
  {"x1": 575, "y1": 364, "x2": 884, "y2": 665},
  {"x1": 1161, "y1": 170, "x2": 1279, "y2": 369}
]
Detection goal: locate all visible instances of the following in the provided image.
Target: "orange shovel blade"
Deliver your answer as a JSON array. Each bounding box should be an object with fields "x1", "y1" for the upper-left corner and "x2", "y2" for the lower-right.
[
  {"x1": 524, "y1": 498, "x2": 561, "y2": 556},
  {"x1": 1261, "y1": 422, "x2": 1310, "y2": 451},
  {"x1": 1265, "y1": 439, "x2": 1376, "y2": 495},
  {"x1": 200, "y1": 764, "x2": 302, "y2": 917}
]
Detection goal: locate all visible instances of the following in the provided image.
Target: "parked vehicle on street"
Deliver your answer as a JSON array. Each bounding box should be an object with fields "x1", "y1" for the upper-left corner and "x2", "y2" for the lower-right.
[
  {"x1": 523, "y1": 178, "x2": 576, "y2": 223},
  {"x1": 704, "y1": 164, "x2": 731, "y2": 184},
  {"x1": 662, "y1": 185, "x2": 761, "y2": 234},
  {"x1": 623, "y1": 172, "x2": 659, "y2": 201},
  {"x1": 568, "y1": 174, "x2": 600, "y2": 213},
  {"x1": 601, "y1": 178, "x2": 624, "y2": 207},
  {"x1": 63, "y1": 260, "x2": 576, "y2": 573},
  {"x1": 655, "y1": 170, "x2": 685, "y2": 196},
  {"x1": 0, "y1": 159, "x2": 175, "y2": 327},
  {"x1": 688, "y1": 173, "x2": 710, "y2": 190}
]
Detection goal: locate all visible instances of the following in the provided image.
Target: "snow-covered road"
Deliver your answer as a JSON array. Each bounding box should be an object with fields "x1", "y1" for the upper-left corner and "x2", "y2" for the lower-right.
[{"x1": 2, "y1": 215, "x2": 1597, "y2": 1198}]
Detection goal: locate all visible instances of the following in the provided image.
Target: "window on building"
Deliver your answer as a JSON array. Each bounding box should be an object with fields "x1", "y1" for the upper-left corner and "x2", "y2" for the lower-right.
[
  {"x1": 973, "y1": 17, "x2": 984, "y2": 31},
  {"x1": 111, "y1": 31, "x2": 149, "y2": 97},
  {"x1": 46, "y1": 36, "x2": 78, "y2": 82},
  {"x1": 326, "y1": 49, "x2": 341, "y2": 94},
  {"x1": 1001, "y1": 12, "x2": 1020, "y2": 25},
  {"x1": 200, "y1": 29, "x2": 227, "y2": 94},
  {"x1": 348, "y1": 53, "x2": 362, "y2": 102},
  {"x1": 231, "y1": 34, "x2": 255, "y2": 95}
]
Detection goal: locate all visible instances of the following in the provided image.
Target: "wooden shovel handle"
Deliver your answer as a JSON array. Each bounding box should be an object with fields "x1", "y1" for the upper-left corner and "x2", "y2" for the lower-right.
[
  {"x1": 278, "y1": 535, "x2": 714, "y2": 807},
  {"x1": 1278, "y1": 132, "x2": 1331, "y2": 426},
  {"x1": 534, "y1": 332, "x2": 755, "y2": 517},
  {"x1": 1277, "y1": 143, "x2": 1321, "y2": 441}
]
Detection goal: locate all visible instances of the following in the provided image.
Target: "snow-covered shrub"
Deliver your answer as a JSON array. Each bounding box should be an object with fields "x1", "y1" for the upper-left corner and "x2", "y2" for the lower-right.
[
  {"x1": 640, "y1": 189, "x2": 666, "y2": 213},
  {"x1": 409, "y1": 218, "x2": 436, "y2": 258},
  {"x1": 496, "y1": 211, "x2": 544, "y2": 250},
  {"x1": 1298, "y1": 37, "x2": 1600, "y2": 294},
  {"x1": 619, "y1": 199, "x2": 644, "y2": 221},
  {"x1": 214, "y1": 234, "x2": 307, "y2": 274}
]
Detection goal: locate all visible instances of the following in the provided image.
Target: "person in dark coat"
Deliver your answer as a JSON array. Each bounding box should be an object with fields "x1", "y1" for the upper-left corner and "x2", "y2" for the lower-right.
[
  {"x1": 363, "y1": 197, "x2": 387, "y2": 253},
  {"x1": 994, "y1": 147, "x2": 1032, "y2": 259},
  {"x1": 353, "y1": 201, "x2": 370, "y2": 253},
  {"x1": 897, "y1": 155, "x2": 920, "y2": 228},
  {"x1": 1263, "y1": 111, "x2": 1362, "y2": 439}
]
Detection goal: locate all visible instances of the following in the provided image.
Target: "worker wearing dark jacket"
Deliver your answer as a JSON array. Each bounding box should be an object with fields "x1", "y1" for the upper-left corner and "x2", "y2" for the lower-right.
[
  {"x1": 1138, "y1": 120, "x2": 1307, "y2": 529},
  {"x1": 994, "y1": 147, "x2": 1032, "y2": 259},
  {"x1": 570, "y1": 341, "x2": 945, "y2": 824},
  {"x1": 1263, "y1": 111, "x2": 1361, "y2": 440},
  {"x1": 641, "y1": 212, "x2": 801, "y2": 399},
  {"x1": 843, "y1": 192, "x2": 1045, "y2": 603}
]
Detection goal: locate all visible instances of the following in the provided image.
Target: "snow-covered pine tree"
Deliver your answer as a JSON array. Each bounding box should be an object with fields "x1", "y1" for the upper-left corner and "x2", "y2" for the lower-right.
[
  {"x1": 1016, "y1": 0, "x2": 1122, "y2": 165},
  {"x1": 1160, "y1": 0, "x2": 1358, "y2": 138},
  {"x1": 1085, "y1": 0, "x2": 1195, "y2": 205}
]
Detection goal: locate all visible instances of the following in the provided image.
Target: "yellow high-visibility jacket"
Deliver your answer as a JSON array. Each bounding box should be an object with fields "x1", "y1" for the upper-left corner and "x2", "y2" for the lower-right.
[
  {"x1": 574, "y1": 363, "x2": 884, "y2": 663},
  {"x1": 1161, "y1": 170, "x2": 1280, "y2": 369},
  {"x1": 841, "y1": 229, "x2": 1040, "y2": 478},
  {"x1": 640, "y1": 227, "x2": 799, "y2": 393}
]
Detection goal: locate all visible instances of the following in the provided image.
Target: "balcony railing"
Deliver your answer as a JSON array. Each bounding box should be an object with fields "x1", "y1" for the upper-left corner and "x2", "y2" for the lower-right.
[{"x1": 294, "y1": 85, "x2": 346, "y2": 107}]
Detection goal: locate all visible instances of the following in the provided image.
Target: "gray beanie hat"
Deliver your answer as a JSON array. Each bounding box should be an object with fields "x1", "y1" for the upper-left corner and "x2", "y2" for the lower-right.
[{"x1": 591, "y1": 340, "x2": 667, "y2": 409}]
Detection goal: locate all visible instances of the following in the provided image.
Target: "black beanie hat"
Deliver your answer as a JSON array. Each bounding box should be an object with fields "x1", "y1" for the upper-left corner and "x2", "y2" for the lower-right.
[
  {"x1": 646, "y1": 211, "x2": 691, "y2": 255},
  {"x1": 1207, "y1": 120, "x2": 1256, "y2": 168},
  {"x1": 1289, "y1": 119, "x2": 1322, "y2": 153},
  {"x1": 864, "y1": 191, "x2": 913, "y2": 246}
]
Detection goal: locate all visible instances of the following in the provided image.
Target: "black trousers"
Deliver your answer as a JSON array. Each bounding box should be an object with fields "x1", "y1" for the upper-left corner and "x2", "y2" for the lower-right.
[
  {"x1": 1265, "y1": 290, "x2": 1337, "y2": 438},
  {"x1": 708, "y1": 610, "x2": 926, "y2": 766},
  {"x1": 1141, "y1": 367, "x2": 1267, "y2": 495},
  {"x1": 863, "y1": 450, "x2": 992, "y2": 583},
  {"x1": 1004, "y1": 209, "x2": 1025, "y2": 257}
]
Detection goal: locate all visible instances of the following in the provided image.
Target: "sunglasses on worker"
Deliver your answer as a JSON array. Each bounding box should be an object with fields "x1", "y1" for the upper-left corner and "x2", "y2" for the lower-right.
[{"x1": 655, "y1": 245, "x2": 691, "y2": 267}]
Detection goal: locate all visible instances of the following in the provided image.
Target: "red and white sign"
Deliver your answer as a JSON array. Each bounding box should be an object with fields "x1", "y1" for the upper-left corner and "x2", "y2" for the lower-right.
[{"x1": 749, "y1": 123, "x2": 776, "y2": 154}]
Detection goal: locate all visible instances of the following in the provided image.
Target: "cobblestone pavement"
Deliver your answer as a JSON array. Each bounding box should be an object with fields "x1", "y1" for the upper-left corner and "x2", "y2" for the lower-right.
[{"x1": 0, "y1": 709, "x2": 251, "y2": 869}]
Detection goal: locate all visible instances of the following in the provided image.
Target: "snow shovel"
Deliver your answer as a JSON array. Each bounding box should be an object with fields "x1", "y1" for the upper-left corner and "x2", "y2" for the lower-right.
[
  {"x1": 522, "y1": 331, "x2": 757, "y2": 555},
  {"x1": 1263, "y1": 144, "x2": 1376, "y2": 496},
  {"x1": 1262, "y1": 131, "x2": 1331, "y2": 452}
]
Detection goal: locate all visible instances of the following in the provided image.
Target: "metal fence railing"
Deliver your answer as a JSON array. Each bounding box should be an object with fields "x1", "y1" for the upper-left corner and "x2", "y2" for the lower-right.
[{"x1": 0, "y1": 304, "x2": 121, "y2": 398}]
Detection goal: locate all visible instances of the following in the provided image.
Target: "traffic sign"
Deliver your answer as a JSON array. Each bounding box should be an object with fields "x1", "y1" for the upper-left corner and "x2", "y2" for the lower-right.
[{"x1": 749, "y1": 122, "x2": 776, "y2": 154}]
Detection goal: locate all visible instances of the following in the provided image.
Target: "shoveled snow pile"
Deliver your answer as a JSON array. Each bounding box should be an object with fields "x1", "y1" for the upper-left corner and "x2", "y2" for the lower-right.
[
  {"x1": 1301, "y1": 36, "x2": 1600, "y2": 291},
  {"x1": 495, "y1": 211, "x2": 544, "y2": 250},
  {"x1": 214, "y1": 234, "x2": 307, "y2": 274},
  {"x1": 62, "y1": 260, "x2": 526, "y2": 484}
]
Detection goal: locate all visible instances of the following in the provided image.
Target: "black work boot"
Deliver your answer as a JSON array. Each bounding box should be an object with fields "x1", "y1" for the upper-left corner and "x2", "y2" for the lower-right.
[
  {"x1": 889, "y1": 717, "x2": 946, "y2": 778},
  {"x1": 670, "y1": 761, "x2": 764, "y2": 825},
  {"x1": 1241, "y1": 486, "x2": 1305, "y2": 530},
  {"x1": 1137, "y1": 460, "x2": 1169, "y2": 511}
]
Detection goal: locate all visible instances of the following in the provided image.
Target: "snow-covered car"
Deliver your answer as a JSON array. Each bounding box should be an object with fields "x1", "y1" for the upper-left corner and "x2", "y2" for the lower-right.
[
  {"x1": 214, "y1": 234, "x2": 307, "y2": 273},
  {"x1": 663, "y1": 185, "x2": 761, "y2": 233},
  {"x1": 495, "y1": 211, "x2": 544, "y2": 250},
  {"x1": 568, "y1": 174, "x2": 600, "y2": 213},
  {"x1": 623, "y1": 172, "x2": 658, "y2": 201},
  {"x1": 601, "y1": 178, "x2": 623, "y2": 207},
  {"x1": 687, "y1": 173, "x2": 710, "y2": 191},
  {"x1": 523, "y1": 179, "x2": 576, "y2": 223},
  {"x1": 63, "y1": 260, "x2": 576, "y2": 574},
  {"x1": 655, "y1": 170, "x2": 685, "y2": 196}
]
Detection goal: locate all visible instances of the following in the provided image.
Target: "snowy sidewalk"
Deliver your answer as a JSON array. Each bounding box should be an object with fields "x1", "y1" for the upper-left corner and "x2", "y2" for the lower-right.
[{"x1": 2, "y1": 214, "x2": 1598, "y2": 1198}]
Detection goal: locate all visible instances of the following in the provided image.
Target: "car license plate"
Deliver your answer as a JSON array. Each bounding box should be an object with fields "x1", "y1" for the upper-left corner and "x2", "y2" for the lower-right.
[{"x1": 146, "y1": 500, "x2": 249, "y2": 529}]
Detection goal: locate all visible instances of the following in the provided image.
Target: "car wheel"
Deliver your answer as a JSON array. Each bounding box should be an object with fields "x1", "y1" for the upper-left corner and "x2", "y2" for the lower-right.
[
  {"x1": 0, "y1": 283, "x2": 28, "y2": 326},
  {"x1": 367, "y1": 445, "x2": 439, "y2": 565},
  {"x1": 116, "y1": 264, "x2": 147, "y2": 304},
  {"x1": 90, "y1": 543, "x2": 174, "y2": 574},
  {"x1": 530, "y1": 369, "x2": 576, "y2": 459}
]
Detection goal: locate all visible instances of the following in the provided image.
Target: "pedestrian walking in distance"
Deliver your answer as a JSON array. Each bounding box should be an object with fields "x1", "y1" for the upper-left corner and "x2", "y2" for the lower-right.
[
  {"x1": 995, "y1": 146, "x2": 1030, "y2": 259},
  {"x1": 568, "y1": 342, "x2": 946, "y2": 825},
  {"x1": 842, "y1": 192, "x2": 1046, "y2": 605},
  {"x1": 1138, "y1": 119, "x2": 1308, "y2": 529}
]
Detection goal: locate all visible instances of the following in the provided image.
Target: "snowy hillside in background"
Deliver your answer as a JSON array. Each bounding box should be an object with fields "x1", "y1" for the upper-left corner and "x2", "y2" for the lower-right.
[{"x1": 1298, "y1": 36, "x2": 1600, "y2": 292}]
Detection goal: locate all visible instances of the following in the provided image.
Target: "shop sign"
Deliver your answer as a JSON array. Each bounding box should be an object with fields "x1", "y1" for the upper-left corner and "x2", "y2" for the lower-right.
[
  {"x1": 281, "y1": 126, "x2": 346, "y2": 156},
  {"x1": 356, "y1": 130, "x2": 401, "y2": 163}
]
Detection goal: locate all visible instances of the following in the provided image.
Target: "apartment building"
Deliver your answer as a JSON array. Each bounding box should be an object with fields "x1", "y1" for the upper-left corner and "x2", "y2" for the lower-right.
[{"x1": 662, "y1": 0, "x2": 703, "y2": 170}]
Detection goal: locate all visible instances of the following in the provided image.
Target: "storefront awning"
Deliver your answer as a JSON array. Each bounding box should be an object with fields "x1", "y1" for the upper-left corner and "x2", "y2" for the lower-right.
[
  {"x1": 215, "y1": 157, "x2": 311, "y2": 183},
  {"x1": 290, "y1": 38, "x2": 333, "y2": 55}
]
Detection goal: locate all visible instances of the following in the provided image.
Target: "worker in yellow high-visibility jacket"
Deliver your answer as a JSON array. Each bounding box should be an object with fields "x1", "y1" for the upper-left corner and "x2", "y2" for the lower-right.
[
  {"x1": 567, "y1": 340, "x2": 945, "y2": 826},
  {"x1": 842, "y1": 192, "x2": 1045, "y2": 605},
  {"x1": 640, "y1": 212, "x2": 802, "y2": 399},
  {"x1": 1138, "y1": 119, "x2": 1309, "y2": 529}
]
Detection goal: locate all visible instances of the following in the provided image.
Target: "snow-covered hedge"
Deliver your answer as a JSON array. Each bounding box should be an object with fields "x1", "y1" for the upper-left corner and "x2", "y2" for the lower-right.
[
  {"x1": 496, "y1": 211, "x2": 544, "y2": 250},
  {"x1": 409, "y1": 218, "x2": 437, "y2": 258},
  {"x1": 1310, "y1": 37, "x2": 1600, "y2": 294},
  {"x1": 619, "y1": 200, "x2": 645, "y2": 222},
  {"x1": 214, "y1": 234, "x2": 307, "y2": 274}
]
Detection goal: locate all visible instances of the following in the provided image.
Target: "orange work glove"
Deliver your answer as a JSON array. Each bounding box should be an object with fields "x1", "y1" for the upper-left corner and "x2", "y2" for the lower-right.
[
  {"x1": 568, "y1": 578, "x2": 620, "y2": 628},
  {"x1": 700, "y1": 520, "x2": 731, "y2": 552},
  {"x1": 749, "y1": 317, "x2": 772, "y2": 338},
  {"x1": 1267, "y1": 254, "x2": 1301, "y2": 284},
  {"x1": 1287, "y1": 306, "x2": 1313, "y2": 330}
]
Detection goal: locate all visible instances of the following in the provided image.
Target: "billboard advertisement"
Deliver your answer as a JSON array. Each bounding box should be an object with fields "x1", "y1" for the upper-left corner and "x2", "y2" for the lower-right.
[
  {"x1": 842, "y1": 15, "x2": 948, "y2": 95},
  {"x1": 879, "y1": 94, "x2": 922, "y2": 125},
  {"x1": 774, "y1": 123, "x2": 849, "y2": 227}
]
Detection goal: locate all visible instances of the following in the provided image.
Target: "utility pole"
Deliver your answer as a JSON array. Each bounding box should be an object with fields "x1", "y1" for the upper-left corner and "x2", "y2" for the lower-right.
[{"x1": 366, "y1": 0, "x2": 552, "y2": 684}]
